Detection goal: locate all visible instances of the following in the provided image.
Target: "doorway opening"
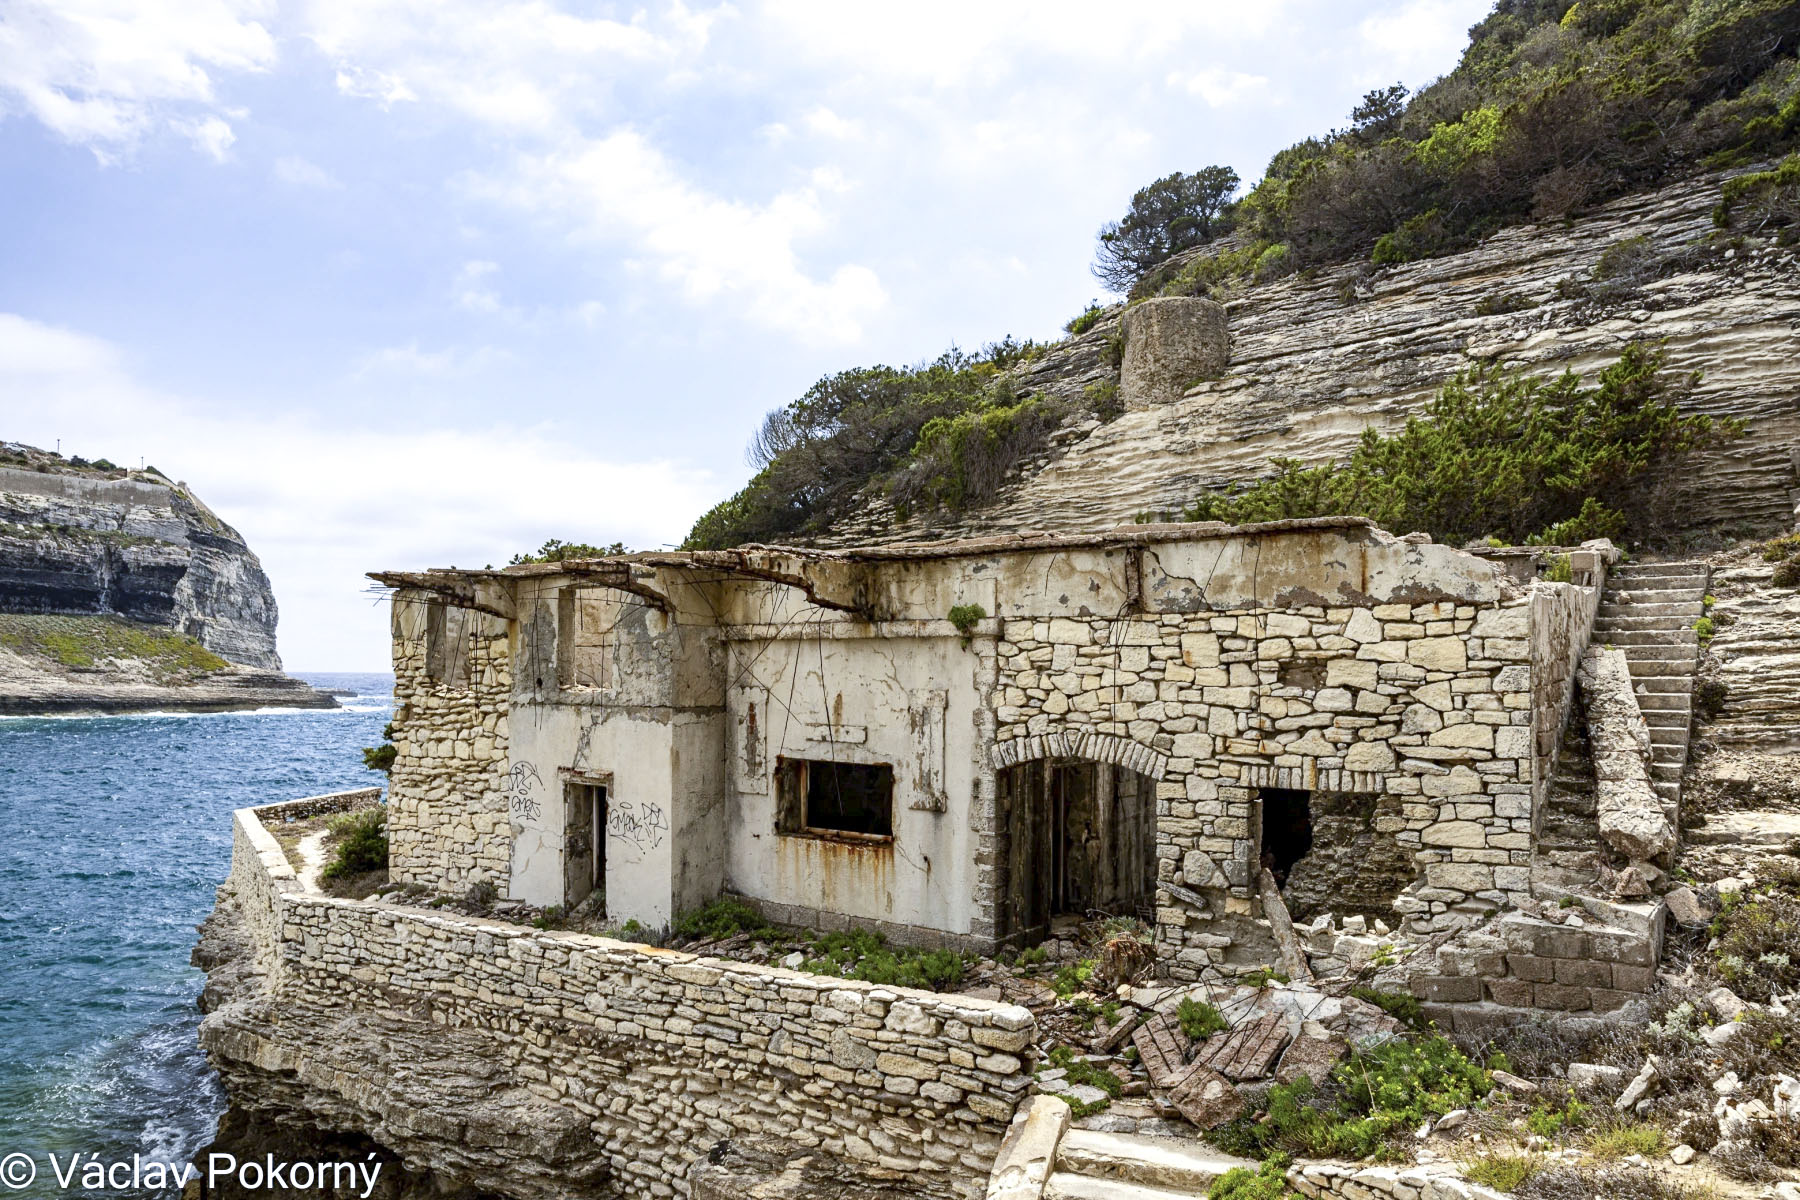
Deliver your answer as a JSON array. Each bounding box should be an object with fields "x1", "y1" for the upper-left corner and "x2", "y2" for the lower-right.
[
  {"x1": 564, "y1": 780, "x2": 606, "y2": 913},
  {"x1": 1258, "y1": 787, "x2": 1312, "y2": 886},
  {"x1": 996, "y1": 759, "x2": 1156, "y2": 945}
]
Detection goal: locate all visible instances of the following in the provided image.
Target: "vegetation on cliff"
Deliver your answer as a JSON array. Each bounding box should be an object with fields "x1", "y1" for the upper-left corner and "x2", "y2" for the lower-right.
[
  {"x1": 686, "y1": 0, "x2": 1799, "y2": 550},
  {"x1": 684, "y1": 338, "x2": 1069, "y2": 549},
  {"x1": 1159, "y1": 344, "x2": 1741, "y2": 546},
  {"x1": 0, "y1": 614, "x2": 228, "y2": 678},
  {"x1": 1127, "y1": 0, "x2": 1800, "y2": 297}
]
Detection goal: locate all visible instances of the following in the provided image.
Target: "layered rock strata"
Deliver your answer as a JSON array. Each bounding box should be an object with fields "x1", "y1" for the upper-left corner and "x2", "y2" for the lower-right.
[{"x1": 826, "y1": 170, "x2": 1800, "y2": 546}]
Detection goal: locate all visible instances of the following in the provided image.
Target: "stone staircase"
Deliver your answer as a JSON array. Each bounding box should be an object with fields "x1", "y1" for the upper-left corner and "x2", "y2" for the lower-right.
[
  {"x1": 1534, "y1": 706, "x2": 1603, "y2": 893},
  {"x1": 1044, "y1": 1129, "x2": 1252, "y2": 1199},
  {"x1": 1590, "y1": 561, "x2": 1711, "y2": 822}
]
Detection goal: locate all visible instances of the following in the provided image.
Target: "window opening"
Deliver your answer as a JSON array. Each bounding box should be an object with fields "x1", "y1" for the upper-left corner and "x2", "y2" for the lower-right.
[{"x1": 777, "y1": 758, "x2": 894, "y2": 839}]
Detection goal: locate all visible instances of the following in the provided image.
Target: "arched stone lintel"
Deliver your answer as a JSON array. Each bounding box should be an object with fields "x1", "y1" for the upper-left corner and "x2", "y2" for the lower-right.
[{"x1": 991, "y1": 730, "x2": 1170, "y2": 780}]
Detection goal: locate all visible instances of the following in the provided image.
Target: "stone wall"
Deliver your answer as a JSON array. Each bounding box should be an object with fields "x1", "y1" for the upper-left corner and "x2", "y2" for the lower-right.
[
  {"x1": 220, "y1": 798, "x2": 1035, "y2": 1200},
  {"x1": 386, "y1": 589, "x2": 513, "y2": 894},
  {"x1": 988, "y1": 596, "x2": 1544, "y2": 975},
  {"x1": 1527, "y1": 556, "x2": 1610, "y2": 818}
]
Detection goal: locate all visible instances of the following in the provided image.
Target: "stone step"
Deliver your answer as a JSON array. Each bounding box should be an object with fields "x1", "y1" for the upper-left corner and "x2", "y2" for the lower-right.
[
  {"x1": 1634, "y1": 692, "x2": 1692, "y2": 711},
  {"x1": 1650, "y1": 762, "x2": 1684, "y2": 781},
  {"x1": 1615, "y1": 643, "x2": 1700, "y2": 662},
  {"x1": 1597, "y1": 629, "x2": 1700, "y2": 647},
  {"x1": 1650, "y1": 725, "x2": 1691, "y2": 746},
  {"x1": 1598, "y1": 600, "x2": 1708, "y2": 618},
  {"x1": 1630, "y1": 672, "x2": 1694, "y2": 691},
  {"x1": 1045, "y1": 1174, "x2": 1201, "y2": 1200},
  {"x1": 1054, "y1": 1131, "x2": 1252, "y2": 1195},
  {"x1": 1612, "y1": 563, "x2": 1709, "y2": 580},
  {"x1": 1593, "y1": 616, "x2": 1697, "y2": 632},
  {"x1": 1642, "y1": 708, "x2": 1692, "y2": 728},
  {"x1": 1654, "y1": 782, "x2": 1681, "y2": 804},
  {"x1": 1606, "y1": 576, "x2": 1709, "y2": 593}
]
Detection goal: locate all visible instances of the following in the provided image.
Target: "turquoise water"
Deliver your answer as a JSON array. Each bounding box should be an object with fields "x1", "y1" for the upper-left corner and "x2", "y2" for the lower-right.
[{"x1": 0, "y1": 674, "x2": 391, "y2": 1188}]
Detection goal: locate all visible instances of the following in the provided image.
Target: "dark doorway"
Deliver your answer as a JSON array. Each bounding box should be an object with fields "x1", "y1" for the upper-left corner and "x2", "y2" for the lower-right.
[
  {"x1": 1258, "y1": 788, "x2": 1312, "y2": 885},
  {"x1": 997, "y1": 759, "x2": 1156, "y2": 945},
  {"x1": 565, "y1": 780, "x2": 606, "y2": 911}
]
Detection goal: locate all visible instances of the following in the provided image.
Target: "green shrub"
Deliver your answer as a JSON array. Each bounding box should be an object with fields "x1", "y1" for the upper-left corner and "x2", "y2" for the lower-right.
[
  {"x1": 362, "y1": 721, "x2": 398, "y2": 774},
  {"x1": 1210, "y1": 1034, "x2": 1494, "y2": 1161},
  {"x1": 1694, "y1": 616, "x2": 1715, "y2": 643},
  {"x1": 509, "y1": 538, "x2": 627, "y2": 564},
  {"x1": 1372, "y1": 210, "x2": 1454, "y2": 265},
  {"x1": 1709, "y1": 877, "x2": 1800, "y2": 1003},
  {"x1": 1587, "y1": 1123, "x2": 1667, "y2": 1159},
  {"x1": 889, "y1": 392, "x2": 1067, "y2": 513},
  {"x1": 1170, "y1": 345, "x2": 1738, "y2": 547},
  {"x1": 1178, "y1": 998, "x2": 1229, "y2": 1040},
  {"x1": 1349, "y1": 986, "x2": 1425, "y2": 1031},
  {"x1": 1017, "y1": 946, "x2": 1048, "y2": 967},
  {"x1": 1474, "y1": 292, "x2": 1538, "y2": 316},
  {"x1": 1052, "y1": 958, "x2": 1099, "y2": 997},
  {"x1": 674, "y1": 897, "x2": 775, "y2": 942},
  {"x1": 1094, "y1": 166, "x2": 1241, "y2": 293},
  {"x1": 1464, "y1": 1153, "x2": 1543, "y2": 1192},
  {"x1": 1545, "y1": 554, "x2": 1575, "y2": 583},
  {"x1": 1208, "y1": 1157, "x2": 1299, "y2": 1200},
  {"x1": 1064, "y1": 303, "x2": 1107, "y2": 335},
  {"x1": 1775, "y1": 560, "x2": 1800, "y2": 589},
  {"x1": 1239, "y1": 966, "x2": 1291, "y2": 989},
  {"x1": 803, "y1": 928, "x2": 966, "y2": 992},
  {"x1": 1083, "y1": 380, "x2": 1122, "y2": 421},
  {"x1": 948, "y1": 604, "x2": 986, "y2": 637},
  {"x1": 322, "y1": 807, "x2": 388, "y2": 879},
  {"x1": 1763, "y1": 533, "x2": 1800, "y2": 562},
  {"x1": 1716, "y1": 153, "x2": 1800, "y2": 229},
  {"x1": 1526, "y1": 1094, "x2": 1590, "y2": 1139}
]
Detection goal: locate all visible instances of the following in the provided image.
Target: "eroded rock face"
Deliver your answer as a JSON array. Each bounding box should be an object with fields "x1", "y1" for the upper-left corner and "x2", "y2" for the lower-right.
[
  {"x1": 0, "y1": 456, "x2": 282, "y2": 668},
  {"x1": 1119, "y1": 297, "x2": 1229, "y2": 410},
  {"x1": 824, "y1": 170, "x2": 1800, "y2": 547}
]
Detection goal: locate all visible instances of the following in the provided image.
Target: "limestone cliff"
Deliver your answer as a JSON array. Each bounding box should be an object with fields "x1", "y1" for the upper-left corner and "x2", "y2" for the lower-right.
[
  {"x1": 0, "y1": 442, "x2": 334, "y2": 712},
  {"x1": 823, "y1": 170, "x2": 1800, "y2": 547}
]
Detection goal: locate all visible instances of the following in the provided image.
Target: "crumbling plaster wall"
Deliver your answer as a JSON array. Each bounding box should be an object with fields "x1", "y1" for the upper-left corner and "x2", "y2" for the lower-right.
[
  {"x1": 723, "y1": 628, "x2": 988, "y2": 944},
  {"x1": 387, "y1": 591, "x2": 514, "y2": 895},
  {"x1": 502, "y1": 576, "x2": 727, "y2": 926}
]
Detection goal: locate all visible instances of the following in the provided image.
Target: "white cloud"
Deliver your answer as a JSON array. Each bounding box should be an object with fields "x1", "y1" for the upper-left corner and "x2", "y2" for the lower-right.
[
  {"x1": 473, "y1": 130, "x2": 886, "y2": 343},
  {"x1": 452, "y1": 259, "x2": 502, "y2": 312},
  {"x1": 1166, "y1": 69, "x2": 1272, "y2": 108},
  {"x1": 1356, "y1": 0, "x2": 1488, "y2": 89},
  {"x1": 351, "y1": 340, "x2": 511, "y2": 377},
  {"x1": 0, "y1": 311, "x2": 714, "y2": 669},
  {"x1": 272, "y1": 153, "x2": 339, "y2": 187},
  {"x1": 0, "y1": 0, "x2": 275, "y2": 160},
  {"x1": 802, "y1": 105, "x2": 858, "y2": 139}
]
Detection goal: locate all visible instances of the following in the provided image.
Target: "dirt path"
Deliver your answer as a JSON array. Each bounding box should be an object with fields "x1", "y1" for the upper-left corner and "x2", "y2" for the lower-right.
[{"x1": 295, "y1": 828, "x2": 329, "y2": 893}]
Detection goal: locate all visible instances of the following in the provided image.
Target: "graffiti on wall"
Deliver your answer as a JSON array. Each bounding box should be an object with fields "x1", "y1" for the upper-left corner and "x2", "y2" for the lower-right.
[
  {"x1": 507, "y1": 761, "x2": 543, "y2": 823},
  {"x1": 605, "y1": 800, "x2": 667, "y2": 864}
]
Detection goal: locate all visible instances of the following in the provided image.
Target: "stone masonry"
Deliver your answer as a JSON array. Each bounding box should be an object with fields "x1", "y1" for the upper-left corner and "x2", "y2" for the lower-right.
[{"x1": 205, "y1": 796, "x2": 1037, "y2": 1200}]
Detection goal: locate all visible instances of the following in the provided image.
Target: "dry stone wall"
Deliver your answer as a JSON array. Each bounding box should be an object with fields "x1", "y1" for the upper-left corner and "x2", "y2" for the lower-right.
[
  {"x1": 387, "y1": 590, "x2": 513, "y2": 894},
  {"x1": 989, "y1": 596, "x2": 1551, "y2": 975},
  {"x1": 223, "y1": 800, "x2": 1033, "y2": 1200}
]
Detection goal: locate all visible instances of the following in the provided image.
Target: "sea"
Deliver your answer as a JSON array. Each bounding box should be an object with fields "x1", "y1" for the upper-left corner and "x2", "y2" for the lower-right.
[{"x1": 0, "y1": 673, "x2": 393, "y2": 1195}]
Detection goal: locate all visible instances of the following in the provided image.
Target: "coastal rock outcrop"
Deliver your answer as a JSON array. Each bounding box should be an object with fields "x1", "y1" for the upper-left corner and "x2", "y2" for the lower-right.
[{"x1": 0, "y1": 443, "x2": 334, "y2": 712}]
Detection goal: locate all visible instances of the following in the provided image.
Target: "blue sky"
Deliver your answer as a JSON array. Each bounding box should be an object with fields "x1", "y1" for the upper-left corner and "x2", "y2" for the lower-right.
[{"x1": 0, "y1": 0, "x2": 1492, "y2": 669}]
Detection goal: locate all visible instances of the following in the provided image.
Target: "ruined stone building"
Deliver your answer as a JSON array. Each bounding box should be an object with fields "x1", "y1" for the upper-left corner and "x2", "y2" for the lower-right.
[{"x1": 371, "y1": 517, "x2": 1659, "y2": 1011}]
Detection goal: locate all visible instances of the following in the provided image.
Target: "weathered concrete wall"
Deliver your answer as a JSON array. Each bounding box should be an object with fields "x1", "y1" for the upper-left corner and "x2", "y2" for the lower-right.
[
  {"x1": 724, "y1": 628, "x2": 989, "y2": 944},
  {"x1": 207, "y1": 799, "x2": 1036, "y2": 1200}
]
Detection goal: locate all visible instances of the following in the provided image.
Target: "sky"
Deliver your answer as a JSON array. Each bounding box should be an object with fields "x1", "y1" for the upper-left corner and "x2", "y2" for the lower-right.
[{"x1": 0, "y1": 0, "x2": 1494, "y2": 670}]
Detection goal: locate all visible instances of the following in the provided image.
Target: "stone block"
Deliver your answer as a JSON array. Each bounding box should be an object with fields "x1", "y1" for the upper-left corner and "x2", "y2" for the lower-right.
[
  {"x1": 1484, "y1": 977, "x2": 1535, "y2": 1007},
  {"x1": 1533, "y1": 984, "x2": 1592, "y2": 1011},
  {"x1": 1554, "y1": 959, "x2": 1613, "y2": 988},
  {"x1": 1611, "y1": 964, "x2": 1656, "y2": 993},
  {"x1": 1408, "y1": 638, "x2": 1468, "y2": 671},
  {"x1": 1410, "y1": 975, "x2": 1480, "y2": 1003}
]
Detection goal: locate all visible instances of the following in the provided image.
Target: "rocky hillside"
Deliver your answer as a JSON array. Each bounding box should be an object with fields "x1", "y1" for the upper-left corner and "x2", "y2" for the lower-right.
[
  {"x1": 0, "y1": 442, "x2": 334, "y2": 713},
  {"x1": 823, "y1": 169, "x2": 1799, "y2": 547}
]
